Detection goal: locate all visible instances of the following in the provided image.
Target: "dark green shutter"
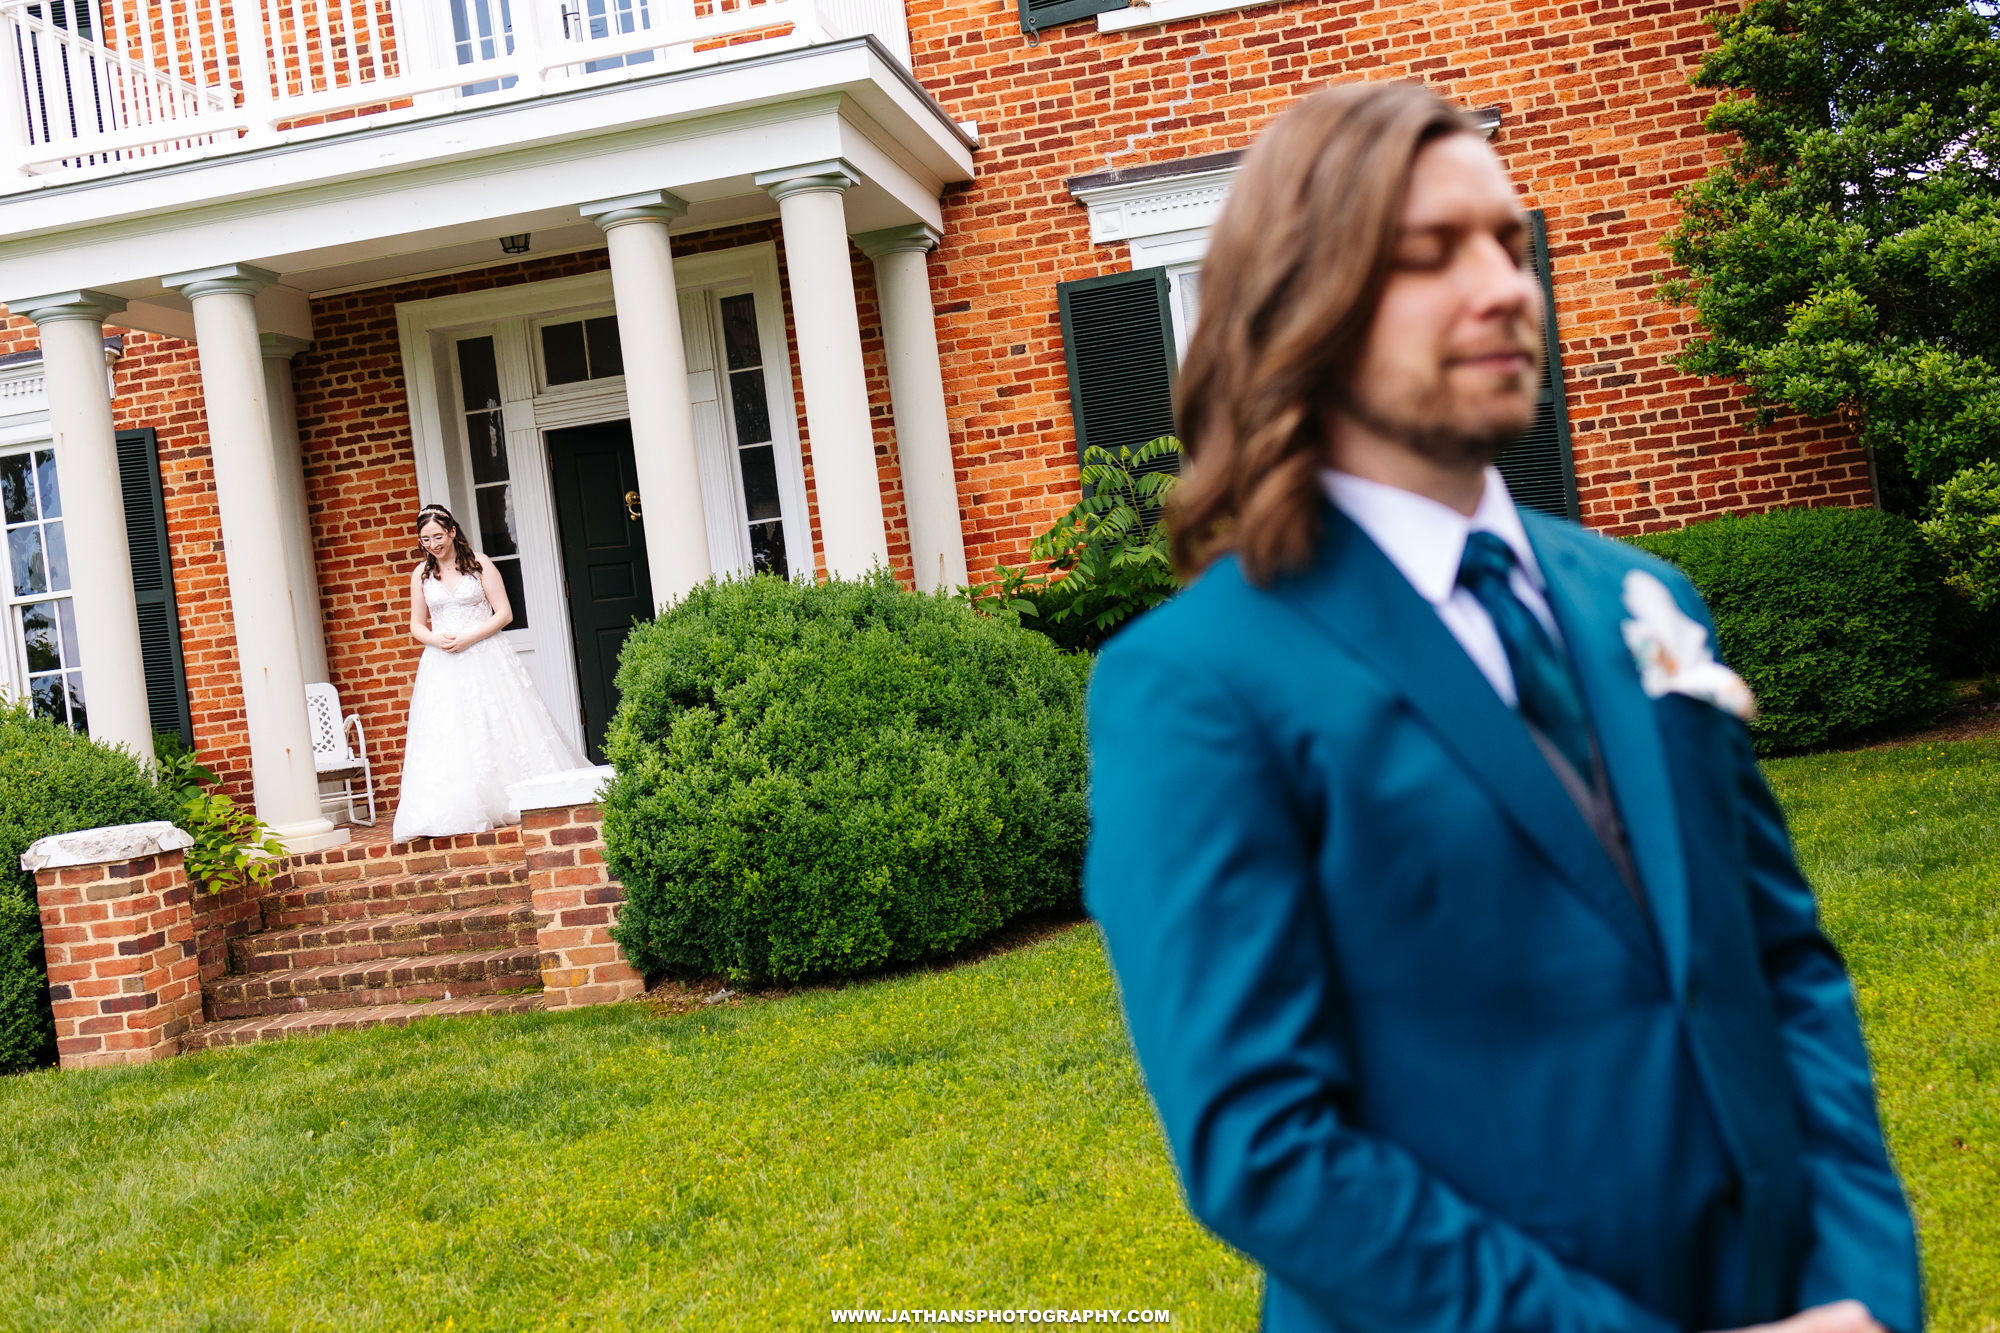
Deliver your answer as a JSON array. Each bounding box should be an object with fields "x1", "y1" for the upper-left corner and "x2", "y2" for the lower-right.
[
  {"x1": 1020, "y1": 0, "x2": 1126, "y2": 37},
  {"x1": 1496, "y1": 209, "x2": 1580, "y2": 521},
  {"x1": 116, "y1": 428, "x2": 192, "y2": 748},
  {"x1": 1057, "y1": 266, "x2": 1179, "y2": 477}
]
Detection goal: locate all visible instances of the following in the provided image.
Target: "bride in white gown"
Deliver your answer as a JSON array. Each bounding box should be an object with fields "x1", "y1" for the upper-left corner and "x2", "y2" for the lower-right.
[{"x1": 391, "y1": 503, "x2": 587, "y2": 842}]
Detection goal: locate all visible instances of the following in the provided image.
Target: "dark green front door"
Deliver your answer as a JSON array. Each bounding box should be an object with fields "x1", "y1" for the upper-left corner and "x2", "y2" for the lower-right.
[{"x1": 547, "y1": 420, "x2": 654, "y2": 763}]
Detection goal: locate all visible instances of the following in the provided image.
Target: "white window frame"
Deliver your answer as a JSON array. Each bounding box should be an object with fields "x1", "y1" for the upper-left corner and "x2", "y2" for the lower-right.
[
  {"x1": 1070, "y1": 165, "x2": 1237, "y2": 360},
  {"x1": 395, "y1": 244, "x2": 808, "y2": 754}
]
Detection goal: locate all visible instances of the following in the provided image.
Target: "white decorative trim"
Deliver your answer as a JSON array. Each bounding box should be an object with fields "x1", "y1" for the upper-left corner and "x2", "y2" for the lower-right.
[
  {"x1": 21, "y1": 822, "x2": 193, "y2": 872},
  {"x1": 509, "y1": 766, "x2": 615, "y2": 812},
  {"x1": 1072, "y1": 166, "x2": 1238, "y2": 248},
  {"x1": 1098, "y1": 0, "x2": 1251, "y2": 34}
]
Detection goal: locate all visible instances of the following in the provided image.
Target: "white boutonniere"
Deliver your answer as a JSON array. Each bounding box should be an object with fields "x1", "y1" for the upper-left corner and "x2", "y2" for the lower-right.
[{"x1": 1619, "y1": 570, "x2": 1757, "y2": 721}]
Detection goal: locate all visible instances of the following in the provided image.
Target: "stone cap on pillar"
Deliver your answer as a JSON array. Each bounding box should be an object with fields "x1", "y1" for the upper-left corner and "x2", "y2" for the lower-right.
[
  {"x1": 21, "y1": 821, "x2": 193, "y2": 872},
  {"x1": 854, "y1": 223, "x2": 943, "y2": 259},
  {"x1": 508, "y1": 765, "x2": 615, "y2": 813},
  {"x1": 755, "y1": 159, "x2": 863, "y2": 203},
  {"x1": 579, "y1": 189, "x2": 690, "y2": 231},
  {"x1": 163, "y1": 263, "x2": 281, "y2": 301},
  {"x1": 10, "y1": 289, "x2": 129, "y2": 326}
]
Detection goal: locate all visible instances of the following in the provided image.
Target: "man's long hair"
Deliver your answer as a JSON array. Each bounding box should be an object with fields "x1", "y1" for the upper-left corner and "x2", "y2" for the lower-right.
[{"x1": 1171, "y1": 83, "x2": 1479, "y2": 585}]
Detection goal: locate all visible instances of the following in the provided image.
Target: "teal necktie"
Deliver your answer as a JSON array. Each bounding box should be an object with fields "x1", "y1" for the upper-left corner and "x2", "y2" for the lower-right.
[{"x1": 1457, "y1": 531, "x2": 1595, "y2": 781}]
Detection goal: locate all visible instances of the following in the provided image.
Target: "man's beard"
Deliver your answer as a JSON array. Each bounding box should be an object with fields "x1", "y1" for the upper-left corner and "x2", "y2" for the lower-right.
[{"x1": 1340, "y1": 384, "x2": 1526, "y2": 468}]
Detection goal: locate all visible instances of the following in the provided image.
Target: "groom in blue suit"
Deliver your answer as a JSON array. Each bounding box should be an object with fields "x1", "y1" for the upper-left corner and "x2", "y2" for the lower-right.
[{"x1": 1084, "y1": 84, "x2": 1921, "y2": 1333}]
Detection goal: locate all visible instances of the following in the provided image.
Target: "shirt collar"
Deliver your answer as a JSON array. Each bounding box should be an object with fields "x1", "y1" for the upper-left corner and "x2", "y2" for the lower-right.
[{"x1": 1319, "y1": 466, "x2": 1544, "y2": 608}]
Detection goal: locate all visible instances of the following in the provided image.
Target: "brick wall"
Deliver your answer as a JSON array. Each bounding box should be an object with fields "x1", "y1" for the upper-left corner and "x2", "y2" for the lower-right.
[
  {"x1": 34, "y1": 848, "x2": 202, "y2": 1067},
  {"x1": 907, "y1": 0, "x2": 1869, "y2": 554}
]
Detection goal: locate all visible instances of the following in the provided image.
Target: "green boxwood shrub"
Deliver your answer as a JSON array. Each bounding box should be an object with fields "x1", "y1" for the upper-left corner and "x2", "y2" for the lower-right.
[
  {"x1": 0, "y1": 702, "x2": 174, "y2": 1074},
  {"x1": 603, "y1": 572, "x2": 1090, "y2": 984},
  {"x1": 1628, "y1": 506, "x2": 1948, "y2": 753}
]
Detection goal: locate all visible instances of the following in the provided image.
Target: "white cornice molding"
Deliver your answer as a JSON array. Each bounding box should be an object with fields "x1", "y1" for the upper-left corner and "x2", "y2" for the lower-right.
[
  {"x1": 0, "y1": 339, "x2": 121, "y2": 422},
  {"x1": 1070, "y1": 165, "x2": 1238, "y2": 248}
]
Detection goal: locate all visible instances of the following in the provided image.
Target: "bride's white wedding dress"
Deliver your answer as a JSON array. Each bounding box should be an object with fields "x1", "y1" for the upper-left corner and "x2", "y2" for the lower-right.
[{"x1": 391, "y1": 569, "x2": 587, "y2": 842}]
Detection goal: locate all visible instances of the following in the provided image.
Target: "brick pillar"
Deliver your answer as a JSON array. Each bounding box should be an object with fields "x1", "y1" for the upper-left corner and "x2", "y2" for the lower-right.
[
  {"x1": 23, "y1": 822, "x2": 201, "y2": 1068},
  {"x1": 510, "y1": 768, "x2": 644, "y2": 1008}
]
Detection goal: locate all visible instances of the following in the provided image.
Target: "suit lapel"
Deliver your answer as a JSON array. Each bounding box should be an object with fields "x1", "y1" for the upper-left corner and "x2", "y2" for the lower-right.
[
  {"x1": 1276, "y1": 509, "x2": 1659, "y2": 972},
  {"x1": 1526, "y1": 516, "x2": 1692, "y2": 996}
]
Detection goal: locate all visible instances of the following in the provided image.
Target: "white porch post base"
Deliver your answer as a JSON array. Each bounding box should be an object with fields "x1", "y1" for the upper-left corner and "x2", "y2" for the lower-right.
[
  {"x1": 13, "y1": 291, "x2": 156, "y2": 764},
  {"x1": 580, "y1": 190, "x2": 713, "y2": 610},
  {"x1": 855, "y1": 224, "x2": 968, "y2": 594},
  {"x1": 757, "y1": 160, "x2": 890, "y2": 580},
  {"x1": 166, "y1": 263, "x2": 344, "y2": 854}
]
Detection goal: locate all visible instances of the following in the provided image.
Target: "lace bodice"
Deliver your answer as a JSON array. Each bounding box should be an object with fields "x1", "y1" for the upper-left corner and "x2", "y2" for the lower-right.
[{"x1": 424, "y1": 569, "x2": 493, "y2": 635}]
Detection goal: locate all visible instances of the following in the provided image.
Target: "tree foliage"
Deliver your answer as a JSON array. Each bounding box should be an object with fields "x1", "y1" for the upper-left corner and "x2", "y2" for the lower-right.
[{"x1": 1662, "y1": 0, "x2": 2000, "y2": 509}]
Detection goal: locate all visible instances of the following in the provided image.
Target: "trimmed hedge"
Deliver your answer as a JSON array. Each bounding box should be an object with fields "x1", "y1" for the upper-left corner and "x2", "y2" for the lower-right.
[
  {"x1": 0, "y1": 702, "x2": 174, "y2": 1073},
  {"x1": 603, "y1": 573, "x2": 1090, "y2": 984},
  {"x1": 1629, "y1": 506, "x2": 1948, "y2": 753}
]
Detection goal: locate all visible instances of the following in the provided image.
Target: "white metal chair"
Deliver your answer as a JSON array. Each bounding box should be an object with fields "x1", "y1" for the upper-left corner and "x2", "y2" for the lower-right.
[{"x1": 305, "y1": 682, "x2": 376, "y2": 826}]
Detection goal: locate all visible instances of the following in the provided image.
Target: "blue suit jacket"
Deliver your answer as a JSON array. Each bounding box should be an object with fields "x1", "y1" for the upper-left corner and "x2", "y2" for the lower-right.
[{"x1": 1084, "y1": 507, "x2": 1921, "y2": 1333}]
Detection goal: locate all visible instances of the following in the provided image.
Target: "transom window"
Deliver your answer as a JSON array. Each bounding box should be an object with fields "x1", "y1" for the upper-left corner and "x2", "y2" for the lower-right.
[
  {"x1": 452, "y1": 336, "x2": 530, "y2": 627},
  {"x1": 1, "y1": 446, "x2": 84, "y2": 731},
  {"x1": 539, "y1": 315, "x2": 625, "y2": 388}
]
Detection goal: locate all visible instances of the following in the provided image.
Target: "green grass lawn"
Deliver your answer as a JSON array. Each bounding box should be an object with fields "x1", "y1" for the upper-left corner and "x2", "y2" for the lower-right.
[
  {"x1": 3, "y1": 740, "x2": 1996, "y2": 1332},
  {"x1": 1766, "y1": 739, "x2": 2000, "y2": 1333}
]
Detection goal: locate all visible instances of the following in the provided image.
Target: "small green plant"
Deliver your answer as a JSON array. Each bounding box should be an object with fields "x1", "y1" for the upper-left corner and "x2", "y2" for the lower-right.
[
  {"x1": 154, "y1": 733, "x2": 285, "y2": 895},
  {"x1": 966, "y1": 436, "x2": 1182, "y2": 653}
]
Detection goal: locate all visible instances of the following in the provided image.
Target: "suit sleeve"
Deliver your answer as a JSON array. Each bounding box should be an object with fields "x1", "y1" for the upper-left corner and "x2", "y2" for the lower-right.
[
  {"x1": 1659, "y1": 567, "x2": 1925, "y2": 1331},
  {"x1": 1084, "y1": 631, "x2": 1679, "y2": 1333},
  {"x1": 1730, "y1": 740, "x2": 1925, "y2": 1330}
]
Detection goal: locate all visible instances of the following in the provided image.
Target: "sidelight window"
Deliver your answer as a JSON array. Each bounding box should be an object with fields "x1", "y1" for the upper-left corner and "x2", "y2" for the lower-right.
[
  {"x1": 453, "y1": 335, "x2": 529, "y2": 626},
  {"x1": 717, "y1": 292, "x2": 788, "y2": 579},
  {"x1": 1, "y1": 446, "x2": 83, "y2": 731}
]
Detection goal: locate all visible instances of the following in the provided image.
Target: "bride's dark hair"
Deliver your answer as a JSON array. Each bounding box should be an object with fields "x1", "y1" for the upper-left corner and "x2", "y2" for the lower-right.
[{"x1": 414, "y1": 504, "x2": 479, "y2": 582}]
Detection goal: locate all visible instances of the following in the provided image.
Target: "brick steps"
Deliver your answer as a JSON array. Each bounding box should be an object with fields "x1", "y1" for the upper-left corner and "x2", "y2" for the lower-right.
[
  {"x1": 205, "y1": 945, "x2": 544, "y2": 1019},
  {"x1": 229, "y1": 902, "x2": 538, "y2": 973},
  {"x1": 181, "y1": 993, "x2": 545, "y2": 1051},
  {"x1": 264, "y1": 863, "x2": 531, "y2": 930},
  {"x1": 285, "y1": 827, "x2": 525, "y2": 892}
]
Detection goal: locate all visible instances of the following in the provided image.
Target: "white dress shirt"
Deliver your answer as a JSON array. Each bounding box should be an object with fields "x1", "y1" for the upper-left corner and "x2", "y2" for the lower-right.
[{"x1": 1319, "y1": 466, "x2": 1559, "y2": 707}]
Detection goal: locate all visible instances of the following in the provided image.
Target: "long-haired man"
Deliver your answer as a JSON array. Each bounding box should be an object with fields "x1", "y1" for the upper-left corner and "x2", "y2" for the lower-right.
[{"x1": 1084, "y1": 81, "x2": 1920, "y2": 1333}]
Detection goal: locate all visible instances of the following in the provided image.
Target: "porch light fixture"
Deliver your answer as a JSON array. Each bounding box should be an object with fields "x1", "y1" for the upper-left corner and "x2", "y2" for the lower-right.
[{"x1": 500, "y1": 233, "x2": 532, "y2": 255}]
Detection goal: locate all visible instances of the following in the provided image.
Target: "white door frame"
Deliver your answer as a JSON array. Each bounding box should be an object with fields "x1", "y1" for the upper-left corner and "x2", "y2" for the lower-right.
[{"x1": 394, "y1": 242, "x2": 807, "y2": 752}]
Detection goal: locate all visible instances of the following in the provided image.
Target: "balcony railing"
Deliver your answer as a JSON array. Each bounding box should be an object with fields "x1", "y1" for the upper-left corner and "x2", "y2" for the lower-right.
[{"x1": 0, "y1": 0, "x2": 909, "y2": 188}]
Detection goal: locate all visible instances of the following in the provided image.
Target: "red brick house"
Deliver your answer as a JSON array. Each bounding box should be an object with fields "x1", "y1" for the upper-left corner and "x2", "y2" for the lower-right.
[{"x1": 0, "y1": 0, "x2": 1866, "y2": 847}]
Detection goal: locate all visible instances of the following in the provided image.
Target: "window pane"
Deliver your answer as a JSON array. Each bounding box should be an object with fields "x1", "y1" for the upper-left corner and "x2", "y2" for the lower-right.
[
  {"x1": 0, "y1": 452, "x2": 30, "y2": 524},
  {"x1": 30, "y1": 674, "x2": 64, "y2": 724},
  {"x1": 748, "y1": 520, "x2": 787, "y2": 580},
  {"x1": 1179, "y1": 269, "x2": 1202, "y2": 329},
  {"x1": 43, "y1": 520, "x2": 68, "y2": 591},
  {"x1": 467, "y1": 410, "x2": 510, "y2": 486},
  {"x1": 585, "y1": 316, "x2": 624, "y2": 379},
  {"x1": 739, "y1": 444, "x2": 782, "y2": 522},
  {"x1": 729, "y1": 368, "x2": 772, "y2": 446},
  {"x1": 719, "y1": 293, "x2": 762, "y2": 371},
  {"x1": 9, "y1": 526, "x2": 45, "y2": 595},
  {"x1": 541, "y1": 321, "x2": 589, "y2": 386},
  {"x1": 456, "y1": 335, "x2": 502, "y2": 410},
  {"x1": 64, "y1": 672, "x2": 86, "y2": 736},
  {"x1": 55, "y1": 597, "x2": 78, "y2": 672},
  {"x1": 20, "y1": 600, "x2": 58, "y2": 672},
  {"x1": 35, "y1": 449, "x2": 58, "y2": 518},
  {"x1": 475, "y1": 484, "x2": 519, "y2": 557},
  {"x1": 491, "y1": 556, "x2": 528, "y2": 629}
]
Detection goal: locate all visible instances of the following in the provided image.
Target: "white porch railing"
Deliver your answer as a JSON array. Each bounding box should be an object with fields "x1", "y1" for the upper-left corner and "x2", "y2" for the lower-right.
[{"x1": 0, "y1": 0, "x2": 910, "y2": 187}]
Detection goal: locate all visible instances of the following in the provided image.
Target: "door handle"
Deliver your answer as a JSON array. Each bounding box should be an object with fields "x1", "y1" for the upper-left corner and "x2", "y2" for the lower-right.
[{"x1": 624, "y1": 489, "x2": 642, "y2": 521}]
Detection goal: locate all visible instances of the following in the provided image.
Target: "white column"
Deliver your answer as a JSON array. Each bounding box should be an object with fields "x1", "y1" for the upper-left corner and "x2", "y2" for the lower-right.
[
  {"x1": 756, "y1": 160, "x2": 890, "y2": 579},
  {"x1": 259, "y1": 334, "x2": 329, "y2": 684},
  {"x1": 579, "y1": 190, "x2": 713, "y2": 608},
  {"x1": 855, "y1": 224, "x2": 967, "y2": 594},
  {"x1": 12, "y1": 291, "x2": 155, "y2": 765},
  {"x1": 164, "y1": 264, "x2": 345, "y2": 853}
]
